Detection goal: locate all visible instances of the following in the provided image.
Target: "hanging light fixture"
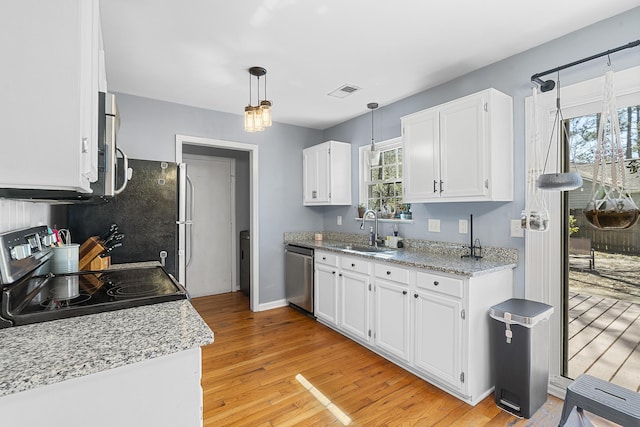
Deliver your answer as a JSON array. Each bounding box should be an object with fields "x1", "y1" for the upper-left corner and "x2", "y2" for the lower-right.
[
  {"x1": 367, "y1": 102, "x2": 380, "y2": 165},
  {"x1": 244, "y1": 66, "x2": 272, "y2": 132},
  {"x1": 536, "y1": 73, "x2": 583, "y2": 191}
]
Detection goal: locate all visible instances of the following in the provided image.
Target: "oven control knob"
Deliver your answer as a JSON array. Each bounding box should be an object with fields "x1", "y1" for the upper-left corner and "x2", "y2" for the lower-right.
[{"x1": 10, "y1": 244, "x2": 32, "y2": 260}]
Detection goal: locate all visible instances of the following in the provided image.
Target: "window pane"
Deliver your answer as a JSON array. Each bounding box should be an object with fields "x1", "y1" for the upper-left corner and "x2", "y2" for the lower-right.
[
  {"x1": 397, "y1": 148, "x2": 403, "y2": 163},
  {"x1": 383, "y1": 165, "x2": 396, "y2": 180},
  {"x1": 383, "y1": 150, "x2": 396, "y2": 165},
  {"x1": 370, "y1": 166, "x2": 382, "y2": 181}
]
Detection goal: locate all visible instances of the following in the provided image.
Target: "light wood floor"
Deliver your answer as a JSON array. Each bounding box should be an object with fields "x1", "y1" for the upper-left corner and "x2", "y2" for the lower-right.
[
  {"x1": 191, "y1": 292, "x2": 567, "y2": 426},
  {"x1": 568, "y1": 292, "x2": 640, "y2": 391}
]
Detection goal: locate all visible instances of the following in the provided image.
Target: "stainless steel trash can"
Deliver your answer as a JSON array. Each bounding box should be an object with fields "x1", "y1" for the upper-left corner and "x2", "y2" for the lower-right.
[{"x1": 489, "y1": 298, "x2": 554, "y2": 418}]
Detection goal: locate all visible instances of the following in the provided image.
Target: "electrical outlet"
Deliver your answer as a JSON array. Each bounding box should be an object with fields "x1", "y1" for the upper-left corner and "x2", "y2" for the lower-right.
[
  {"x1": 428, "y1": 219, "x2": 441, "y2": 232},
  {"x1": 459, "y1": 219, "x2": 468, "y2": 234},
  {"x1": 511, "y1": 219, "x2": 524, "y2": 238},
  {"x1": 337, "y1": 215, "x2": 342, "y2": 225}
]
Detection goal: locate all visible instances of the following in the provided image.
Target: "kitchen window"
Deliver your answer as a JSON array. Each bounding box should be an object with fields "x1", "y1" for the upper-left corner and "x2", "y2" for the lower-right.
[{"x1": 358, "y1": 137, "x2": 407, "y2": 218}]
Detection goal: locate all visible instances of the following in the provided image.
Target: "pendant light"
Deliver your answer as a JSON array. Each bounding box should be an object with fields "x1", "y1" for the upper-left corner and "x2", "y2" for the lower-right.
[
  {"x1": 584, "y1": 69, "x2": 640, "y2": 229},
  {"x1": 536, "y1": 73, "x2": 583, "y2": 191},
  {"x1": 244, "y1": 66, "x2": 272, "y2": 132},
  {"x1": 367, "y1": 102, "x2": 380, "y2": 165}
]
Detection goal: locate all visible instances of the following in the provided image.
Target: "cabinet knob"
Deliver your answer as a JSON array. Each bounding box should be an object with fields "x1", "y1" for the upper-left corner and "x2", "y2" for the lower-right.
[
  {"x1": 433, "y1": 281, "x2": 439, "y2": 286},
  {"x1": 402, "y1": 290, "x2": 407, "y2": 295},
  {"x1": 339, "y1": 273, "x2": 342, "y2": 277},
  {"x1": 323, "y1": 256, "x2": 326, "y2": 261},
  {"x1": 332, "y1": 271, "x2": 336, "y2": 275},
  {"x1": 414, "y1": 293, "x2": 418, "y2": 298},
  {"x1": 351, "y1": 263, "x2": 355, "y2": 267},
  {"x1": 386, "y1": 271, "x2": 391, "y2": 275}
]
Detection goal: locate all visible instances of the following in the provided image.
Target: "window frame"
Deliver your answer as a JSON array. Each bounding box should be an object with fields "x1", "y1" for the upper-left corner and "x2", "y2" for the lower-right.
[{"x1": 358, "y1": 137, "x2": 405, "y2": 217}]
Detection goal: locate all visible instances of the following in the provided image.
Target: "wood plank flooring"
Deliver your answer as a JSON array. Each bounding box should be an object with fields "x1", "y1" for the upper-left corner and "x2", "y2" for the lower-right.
[
  {"x1": 568, "y1": 292, "x2": 640, "y2": 392},
  {"x1": 191, "y1": 292, "x2": 572, "y2": 426}
]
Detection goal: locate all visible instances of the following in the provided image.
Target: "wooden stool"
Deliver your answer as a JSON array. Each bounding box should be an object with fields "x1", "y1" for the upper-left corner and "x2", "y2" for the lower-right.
[{"x1": 559, "y1": 374, "x2": 640, "y2": 427}]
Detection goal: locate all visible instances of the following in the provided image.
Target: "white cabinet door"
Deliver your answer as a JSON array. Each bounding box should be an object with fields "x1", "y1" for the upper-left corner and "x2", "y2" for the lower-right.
[
  {"x1": 339, "y1": 270, "x2": 371, "y2": 342},
  {"x1": 402, "y1": 108, "x2": 440, "y2": 201},
  {"x1": 302, "y1": 141, "x2": 351, "y2": 205},
  {"x1": 303, "y1": 144, "x2": 330, "y2": 204},
  {"x1": 401, "y1": 88, "x2": 512, "y2": 203},
  {"x1": 439, "y1": 94, "x2": 487, "y2": 198},
  {"x1": 413, "y1": 290, "x2": 463, "y2": 391},
  {"x1": 374, "y1": 279, "x2": 410, "y2": 361},
  {"x1": 0, "y1": 0, "x2": 101, "y2": 192},
  {"x1": 315, "y1": 263, "x2": 338, "y2": 326}
]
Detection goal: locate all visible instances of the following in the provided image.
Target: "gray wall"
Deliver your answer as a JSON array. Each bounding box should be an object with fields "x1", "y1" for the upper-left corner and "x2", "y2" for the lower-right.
[
  {"x1": 114, "y1": 94, "x2": 324, "y2": 304},
  {"x1": 114, "y1": 6, "x2": 640, "y2": 304},
  {"x1": 321, "y1": 7, "x2": 640, "y2": 297}
]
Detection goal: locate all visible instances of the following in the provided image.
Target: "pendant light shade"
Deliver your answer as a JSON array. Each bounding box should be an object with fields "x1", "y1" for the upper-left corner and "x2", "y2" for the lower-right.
[
  {"x1": 536, "y1": 74, "x2": 583, "y2": 191},
  {"x1": 536, "y1": 172, "x2": 583, "y2": 191},
  {"x1": 367, "y1": 102, "x2": 380, "y2": 165},
  {"x1": 244, "y1": 67, "x2": 272, "y2": 132}
]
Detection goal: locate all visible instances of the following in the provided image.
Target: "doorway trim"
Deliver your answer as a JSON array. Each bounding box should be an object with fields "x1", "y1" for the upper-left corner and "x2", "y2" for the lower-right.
[{"x1": 175, "y1": 135, "x2": 260, "y2": 312}]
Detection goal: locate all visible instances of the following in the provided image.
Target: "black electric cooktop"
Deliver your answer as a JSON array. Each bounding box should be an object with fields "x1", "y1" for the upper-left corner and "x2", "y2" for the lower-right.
[{"x1": 1, "y1": 266, "x2": 187, "y2": 327}]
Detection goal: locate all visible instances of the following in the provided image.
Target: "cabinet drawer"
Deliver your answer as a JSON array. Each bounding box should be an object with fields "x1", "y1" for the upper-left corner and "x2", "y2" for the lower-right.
[
  {"x1": 340, "y1": 256, "x2": 370, "y2": 274},
  {"x1": 416, "y1": 272, "x2": 462, "y2": 298},
  {"x1": 374, "y1": 263, "x2": 409, "y2": 284},
  {"x1": 316, "y1": 252, "x2": 338, "y2": 267}
]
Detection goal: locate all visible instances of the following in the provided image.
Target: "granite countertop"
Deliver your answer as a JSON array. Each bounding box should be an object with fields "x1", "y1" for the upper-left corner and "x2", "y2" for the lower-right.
[
  {"x1": 285, "y1": 233, "x2": 518, "y2": 277},
  {"x1": 0, "y1": 264, "x2": 214, "y2": 398}
]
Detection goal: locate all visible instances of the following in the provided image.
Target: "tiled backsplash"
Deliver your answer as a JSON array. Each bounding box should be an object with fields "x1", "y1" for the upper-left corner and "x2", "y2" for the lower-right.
[{"x1": 0, "y1": 200, "x2": 51, "y2": 233}]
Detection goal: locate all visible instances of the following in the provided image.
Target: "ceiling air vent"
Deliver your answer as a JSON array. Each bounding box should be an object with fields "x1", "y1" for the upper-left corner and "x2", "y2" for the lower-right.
[{"x1": 328, "y1": 84, "x2": 361, "y2": 99}]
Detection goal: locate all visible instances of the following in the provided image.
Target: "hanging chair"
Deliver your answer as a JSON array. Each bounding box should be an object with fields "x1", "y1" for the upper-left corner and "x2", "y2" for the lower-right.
[{"x1": 584, "y1": 70, "x2": 640, "y2": 230}]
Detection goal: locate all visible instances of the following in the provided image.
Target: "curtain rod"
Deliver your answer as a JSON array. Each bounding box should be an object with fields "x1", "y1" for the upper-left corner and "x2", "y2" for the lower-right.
[{"x1": 531, "y1": 40, "x2": 640, "y2": 92}]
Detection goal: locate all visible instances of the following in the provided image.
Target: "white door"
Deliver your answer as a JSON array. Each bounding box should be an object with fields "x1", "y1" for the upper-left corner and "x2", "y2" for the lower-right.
[{"x1": 183, "y1": 154, "x2": 235, "y2": 297}]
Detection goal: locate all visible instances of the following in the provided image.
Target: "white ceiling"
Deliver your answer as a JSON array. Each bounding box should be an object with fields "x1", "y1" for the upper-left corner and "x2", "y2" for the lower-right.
[{"x1": 100, "y1": 0, "x2": 640, "y2": 130}]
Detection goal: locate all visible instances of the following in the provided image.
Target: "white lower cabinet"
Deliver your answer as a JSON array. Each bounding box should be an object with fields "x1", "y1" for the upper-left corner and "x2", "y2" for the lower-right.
[
  {"x1": 314, "y1": 253, "x2": 339, "y2": 326},
  {"x1": 413, "y1": 288, "x2": 462, "y2": 391},
  {"x1": 314, "y1": 251, "x2": 513, "y2": 406},
  {"x1": 338, "y1": 256, "x2": 371, "y2": 342},
  {"x1": 374, "y1": 264, "x2": 411, "y2": 362}
]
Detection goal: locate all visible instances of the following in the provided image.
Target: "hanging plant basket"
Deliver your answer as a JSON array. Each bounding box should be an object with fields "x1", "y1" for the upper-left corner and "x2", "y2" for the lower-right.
[{"x1": 584, "y1": 70, "x2": 640, "y2": 230}]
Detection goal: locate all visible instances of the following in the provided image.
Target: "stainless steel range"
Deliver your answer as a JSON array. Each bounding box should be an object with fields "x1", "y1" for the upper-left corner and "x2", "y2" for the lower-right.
[{"x1": 0, "y1": 226, "x2": 187, "y2": 328}]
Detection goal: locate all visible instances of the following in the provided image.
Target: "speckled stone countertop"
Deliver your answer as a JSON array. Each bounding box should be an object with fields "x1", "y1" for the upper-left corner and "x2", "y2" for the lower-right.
[
  {"x1": 284, "y1": 232, "x2": 518, "y2": 277},
  {"x1": 0, "y1": 263, "x2": 214, "y2": 398}
]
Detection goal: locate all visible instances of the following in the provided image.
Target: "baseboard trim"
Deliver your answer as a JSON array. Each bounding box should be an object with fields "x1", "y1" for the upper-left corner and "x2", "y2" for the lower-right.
[{"x1": 257, "y1": 299, "x2": 288, "y2": 311}]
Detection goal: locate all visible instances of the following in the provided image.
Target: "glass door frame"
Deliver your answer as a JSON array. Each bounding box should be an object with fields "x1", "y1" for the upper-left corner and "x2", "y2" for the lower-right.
[{"x1": 523, "y1": 65, "x2": 640, "y2": 398}]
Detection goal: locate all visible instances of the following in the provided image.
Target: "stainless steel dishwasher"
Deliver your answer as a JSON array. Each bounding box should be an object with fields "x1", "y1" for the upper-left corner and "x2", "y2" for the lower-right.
[{"x1": 285, "y1": 244, "x2": 314, "y2": 315}]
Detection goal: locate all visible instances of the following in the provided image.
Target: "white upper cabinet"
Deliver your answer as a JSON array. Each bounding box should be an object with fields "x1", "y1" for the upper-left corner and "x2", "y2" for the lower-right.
[
  {"x1": 303, "y1": 141, "x2": 352, "y2": 205},
  {"x1": 0, "y1": 0, "x2": 105, "y2": 193},
  {"x1": 402, "y1": 88, "x2": 513, "y2": 202}
]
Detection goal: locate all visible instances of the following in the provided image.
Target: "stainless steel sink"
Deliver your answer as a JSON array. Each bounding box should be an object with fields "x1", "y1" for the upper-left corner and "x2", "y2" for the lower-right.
[{"x1": 337, "y1": 244, "x2": 394, "y2": 253}]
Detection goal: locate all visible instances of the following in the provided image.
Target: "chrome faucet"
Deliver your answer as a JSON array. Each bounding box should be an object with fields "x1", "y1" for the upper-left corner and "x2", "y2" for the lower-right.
[{"x1": 360, "y1": 209, "x2": 382, "y2": 246}]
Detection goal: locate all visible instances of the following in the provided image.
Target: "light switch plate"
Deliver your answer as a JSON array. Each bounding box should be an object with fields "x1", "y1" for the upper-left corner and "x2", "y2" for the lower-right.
[
  {"x1": 459, "y1": 219, "x2": 468, "y2": 234},
  {"x1": 428, "y1": 219, "x2": 441, "y2": 232},
  {"x1": 337, "y1": 215, "x2": 342, "y2": 225},
  {"x1": 511, "y1": 219, "x2": 524, "y2": 238}
]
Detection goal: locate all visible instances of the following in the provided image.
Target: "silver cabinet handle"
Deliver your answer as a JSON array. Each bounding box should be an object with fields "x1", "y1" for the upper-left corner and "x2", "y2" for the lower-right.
[{"x1": 114, "y1": 147, "x2": 130, "y2": 195}]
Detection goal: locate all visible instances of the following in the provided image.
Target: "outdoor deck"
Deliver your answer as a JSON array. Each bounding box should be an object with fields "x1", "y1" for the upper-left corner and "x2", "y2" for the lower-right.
[{"x1": 568, "y1": 292, "x2": 640, "y2": 392}]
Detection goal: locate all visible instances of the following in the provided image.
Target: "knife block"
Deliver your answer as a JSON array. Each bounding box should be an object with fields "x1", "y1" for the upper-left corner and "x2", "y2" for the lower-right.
[{"x1": 79, "y1": 237, "x2": 108, "y2": 271}]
